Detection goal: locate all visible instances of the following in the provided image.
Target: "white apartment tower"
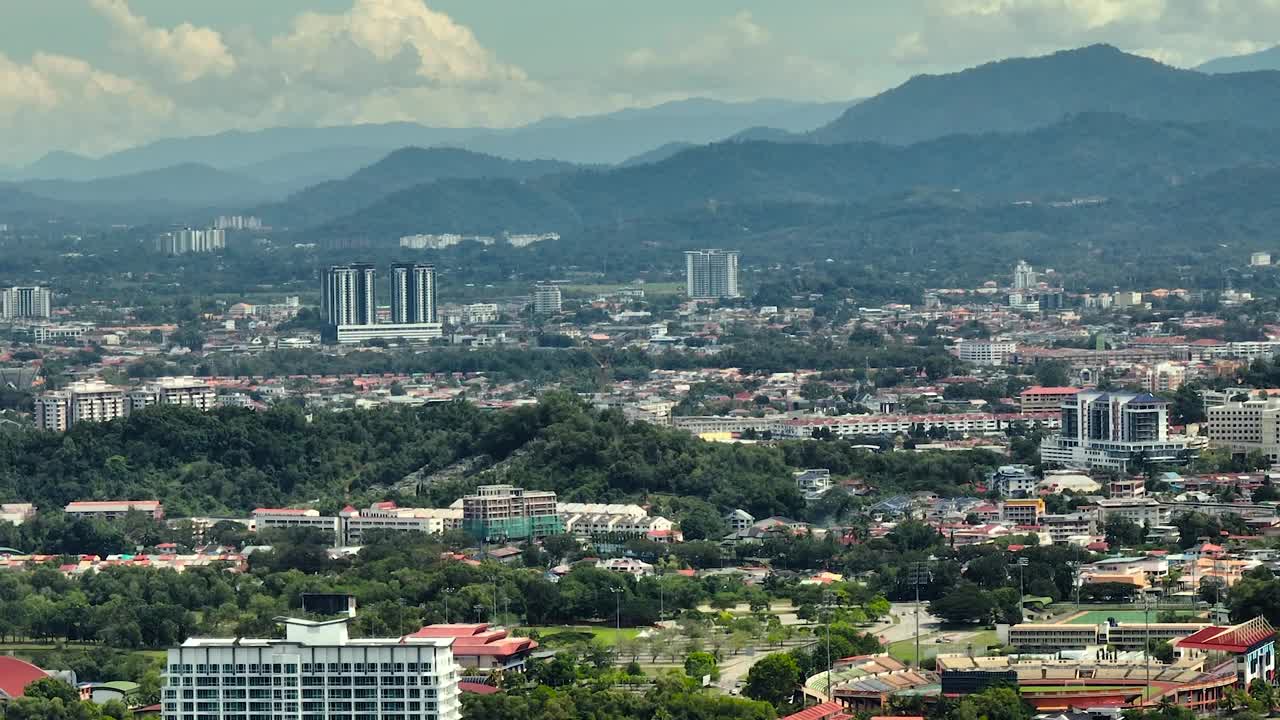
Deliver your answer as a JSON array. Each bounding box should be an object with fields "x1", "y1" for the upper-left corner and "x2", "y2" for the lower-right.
[
  {"x1": 390, "y1": 263, "x2": 437, "y2": 324},
  {"x1": 127, "y1": 377, "x2": 218, "y2": 414},
  {"x1": 684, "y1": 249, "x2": 740, "y2": 299},
  {"x1": 532, "y1": 284, "x2": 562, "y2": 315},
  {"x1": 1039, "y1": 391, "x2": 1188, "y2": 471},
  {"x1": 164, "y1": 617, "x2": 461, "y2": 720},
  {"x1": 1013, "y1": 260, "x2": 1037, "y2": 290},
  {"x1": 0, "y1": 286, "x2": 53, "y2": 319},
  {"x1": 35, "y1": 380, "x2": 127, "y2": 432},
  {"x1": 322, "y1": 264, "x2": 377, "y2": 328}
]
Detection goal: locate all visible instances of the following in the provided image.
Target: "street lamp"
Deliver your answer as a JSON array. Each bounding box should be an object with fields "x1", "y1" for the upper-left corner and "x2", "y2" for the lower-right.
[
  {"x1": 443, "y1": 587, "x2": 455, "y2": 623},
  {"x1": 1017, "y1": 557, "x2": 1029, "y2": 619},
  {"x1": 609, "y1": 587, "x2": 624, "y2": 652}
]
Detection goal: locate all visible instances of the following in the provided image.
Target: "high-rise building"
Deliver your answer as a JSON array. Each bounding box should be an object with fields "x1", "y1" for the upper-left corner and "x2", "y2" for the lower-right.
[
  {"x1": 684, "y1": 249, "x2": 740, "y2": 299},
  {"x1": 1207, "y1": 398, "x2": 1280, "y2": 466},
  {"x1": 1013, "y1": 260, "x2": 1037, "y2": 290},
  {"x1": 34, "y1": 380, "x2": 128, "y2": 432},
  {"x1": 157, "y1": 228, "x2": 226, "y2": 255},
  {"x1": 390, "y1": 263, "x2": 436, "y2": 324},
  {"x1": 0, "y1": 286, "x2": 52, "y2": 319},
  {"x1": 461, "y1": 485, "x2": 562, "y2": 542},
  {"x1": 164, "y1": 617, "x2": 461, "y2": 720},
  {"x1": 1039, "y1": 391, "x2": 1188, "y2": 471},
  {"x1": 126, "y1": 377, "x2": 218, "y2": 414},
  {"x1": 532, "y1": 284, "x2": 562, "y2": 314},
  {"x1": 322, "y1": 263, "x2": 377, "y2": 328},
  {"x1": 214, "y1": 215, "x2": 262, "y2": 231}
]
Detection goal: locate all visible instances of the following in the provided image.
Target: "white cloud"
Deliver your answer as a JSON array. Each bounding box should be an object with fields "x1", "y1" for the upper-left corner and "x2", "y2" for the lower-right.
[
  {"x1": 897, "y1": 0, "x2": 1280, "y2": 70},
  {"x1": 619, "y1": 11, "x2": 857, "y2": 100},
  {"x1": 89, "y1": 0, "x2": 236, "y2": 83}
]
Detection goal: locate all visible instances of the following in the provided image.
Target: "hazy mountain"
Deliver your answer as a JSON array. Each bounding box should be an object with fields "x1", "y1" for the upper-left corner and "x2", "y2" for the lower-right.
[
  {"x1": 1198, "y1": 46, "x2": 1280, "y2": 74},
  {"x1": 619, "y1": 142, "x2": 699, "y2": 167},
  {"x1": 810, "y1": 44, "x2": 1280, "y2": 145},
  {"x1": 257, "y1": 147, "x2": 577, "y2": 228},
  {"x1": 318, "y1": 113, "x2": 1280, "y2": 240},
  {"x1": 229, "y1": 147, "x2": 394, "y2": 189},
  {"x1": 13, "y1": 163, "x2": 276, "y2": 211},
  {"x1": 12, "y1": 98, "x2": 851, "y2": 183}
]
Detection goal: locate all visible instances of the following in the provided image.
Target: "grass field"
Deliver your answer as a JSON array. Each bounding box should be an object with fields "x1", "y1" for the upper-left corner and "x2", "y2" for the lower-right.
[
  {"x1": 519, "y1": 625, "x2": 644, "y2": 642},
  {"x1": 886, "y1": 629, "x2": 999, "y2": 663},
  {"x1": 1021, "y1": 685, "x2": 1131, "y2": 693},
  {"x1": 1061, "y1": 610, "x2": 1198, "y2": 625}
]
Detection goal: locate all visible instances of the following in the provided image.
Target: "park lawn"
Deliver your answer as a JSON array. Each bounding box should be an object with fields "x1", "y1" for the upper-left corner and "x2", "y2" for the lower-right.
[
  {"x1": 887, "y1": 629, "x2": 1000, "y2": 664},
  {"x1": 519, "y1": 625, "x2": 644, "y2": 642}
]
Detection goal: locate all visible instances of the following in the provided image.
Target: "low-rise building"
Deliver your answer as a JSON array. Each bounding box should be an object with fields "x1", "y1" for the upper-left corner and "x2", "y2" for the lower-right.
[
  {"x1": 65, "y1": 500, "x2": 163, "y2": 521},
  {"x1": 1019, "y1": 386, "x2": 1080, "y2": 414},
  {"x1": 407, "y1": 623, "x2": 538, "y2": 673}
]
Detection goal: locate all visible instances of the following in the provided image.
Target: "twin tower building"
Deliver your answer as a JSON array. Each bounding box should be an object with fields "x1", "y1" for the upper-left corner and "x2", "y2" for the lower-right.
[{"x1": 321, "y1": 263, "x2": 442, "y2": 344}]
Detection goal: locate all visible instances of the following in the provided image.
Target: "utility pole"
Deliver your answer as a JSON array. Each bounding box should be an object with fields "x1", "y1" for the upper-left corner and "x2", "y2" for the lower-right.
[{"x1": 1144, "y1": 594, "x2": 1152, "y2": 702}]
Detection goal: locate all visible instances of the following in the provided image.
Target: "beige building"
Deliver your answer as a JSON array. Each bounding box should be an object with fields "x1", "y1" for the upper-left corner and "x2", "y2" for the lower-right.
[
  {"x1": 1207, "y1": 398, "x2": 1280, "y2": 465},
  {"x1": 126, "y1": 376, "x2": 217, "y2": 413},
  {"x1": 35, "y1": 380, "x2": 127, "y2": 432},
  {"x1": 65, "y1": 500, "x2": 163, "y2": 521}
]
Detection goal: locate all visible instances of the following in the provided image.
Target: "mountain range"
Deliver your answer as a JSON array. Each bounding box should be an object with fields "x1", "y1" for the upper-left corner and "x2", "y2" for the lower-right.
[
  {"x1": 1198, "y1": 46, "x2": 1280, "y2": 74},
  {"x1": 2, "y1": 98, "x2": 849, "y2": 184}
]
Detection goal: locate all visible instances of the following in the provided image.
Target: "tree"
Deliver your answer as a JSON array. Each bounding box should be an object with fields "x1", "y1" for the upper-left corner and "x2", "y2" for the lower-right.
[
  {"x1": 929, "y1": 584, "x2": 994, "y2": 624},
  {"x1": 1034, "y1": 361, "x2": 1070, "y2": 387},
  {"x1": 743, "y1": 653, "x2": 801, "y2": 706},
  {"x1": 1103, "y1": 517, "x2": 1145, "y2": 547},
  {"x1": 800, "y1": 381, "x2": 835, "y2": 402},
  {"x1": 683, "y1": 651, "x2": 719, "y2": 681}
]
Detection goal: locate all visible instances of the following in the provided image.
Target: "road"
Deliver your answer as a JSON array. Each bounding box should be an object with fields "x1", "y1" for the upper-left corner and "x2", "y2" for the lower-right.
[{"x1": 879, "y1": 601, "x2": 940, "y2": 645}]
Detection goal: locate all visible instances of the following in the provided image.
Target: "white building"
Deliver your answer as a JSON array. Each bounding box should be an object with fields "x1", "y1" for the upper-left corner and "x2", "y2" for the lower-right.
[
  {"x1": 955, "y1": 340, "x2": 1017, "y2": 366},
  {"x1": 127, "y1": 377, "x2": 218, "y2": 413},
  {"x1": 158, "y1": 228, "x2": 226, "y2": 254},
  {"x1": 684, "y1": 249, "x2": 740, "y2": 299},
  {"x1": 794, "y1": 469, "x2": 834, "y2": 497},
  {"x1": 532, "y1": 284, "x2": 562, "y2": 315},
  {"x1": 1207, "y1": 398, "x2": 1280, "y2": 466},
  {"x1": 990, "y1": 465, "x2": 1038, "y2": 498},
  {"x1": 0, "y1": 286, "x2": 53, "y2": 319},
  {"x1": 1251, "y1": 252, "x2": 1272, "y2": 267},
  {"x1": 163, "y1": 617, "x2": 461, "y2": 720},
  {"x1": 461, "y1": 304, "x2": 499, "y2": 325},
  {"x1": 1013, "y1": 260, "x2": 1037, "y2": 290},
  {"x1": 1039, "y1": 391, "x2": 1188, "y2": 471},
  {"x1": 35, "y1": 380, "x2": 127, "y2": 432},
  {"x1": 1092, "y1": 497, "x2": 1169, "y2": 527},
  {"x1": 214, "y1": 215, "x2": 262, "y2": 231}
]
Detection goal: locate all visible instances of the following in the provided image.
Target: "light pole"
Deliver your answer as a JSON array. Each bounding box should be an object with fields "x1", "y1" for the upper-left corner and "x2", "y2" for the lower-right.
[
  {"x1": 610, "y1": 587, "x2": 624, "y2": 652},
  {"x1": 443, "y1": 588, "x2": 455, "y2": 623},
  {"x1": 1017, "y1": 557, "x2": 1029, "y2": 620},
  {"x1": 912, "y1": 561, "x2": 928, "y2": 669},
  {"x1": 1144, "y1": 594, "x2": 1152, "y2": 702},
  {"x1": 823, "y1": 591, "x2": 834, "y2": 701}
]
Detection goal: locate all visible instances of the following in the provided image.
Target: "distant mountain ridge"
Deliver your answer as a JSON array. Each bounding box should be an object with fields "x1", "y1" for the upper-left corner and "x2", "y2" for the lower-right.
[
  {"x1": 257, "y1": 147, "x2": 577, "y2": 228},
  {"x1": 315, "y1": 113, "x2": 1280, "y2": 240},
  {"x1": 7, "y1": 97, "x2": 851, "y2": 183},
  {"x1": 1198, "y1": 46, "x2": 1280, "y2": 74},
  {"x1": 6, "y1": 163, "x2": 274, "y2": 212},
  {"x1": 810, "y1": 44, "x2": 1280, "y2": 145}
]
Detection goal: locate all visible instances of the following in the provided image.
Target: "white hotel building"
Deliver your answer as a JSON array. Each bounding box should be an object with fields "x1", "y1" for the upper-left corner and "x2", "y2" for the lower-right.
[{"x1": 164, "y1": 617, "x2": 460, "y2": 720}]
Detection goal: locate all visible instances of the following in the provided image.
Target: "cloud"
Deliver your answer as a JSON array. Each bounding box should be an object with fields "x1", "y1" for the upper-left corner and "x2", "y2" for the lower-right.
[
  {"x1": 895, "y1": 0, "x2": 1280, "y2": 70},
  {"x1": 0, "y1": 51, "x2": 174, "y2": 162},
  {"x1": 619, "y1": 11, "x2": 857, "y2": 100},
  {"x1": 89, "y1": 0, "x2": 236, "y2": 83}
]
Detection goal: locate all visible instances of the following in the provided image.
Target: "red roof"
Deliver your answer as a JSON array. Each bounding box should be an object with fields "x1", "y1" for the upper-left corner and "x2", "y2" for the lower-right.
[
  {"x1": 1178, "y1": 617, "x2": 1275, "y2": 653},
  {"x1": 782, "y1": 702, "x2": 852, "y2": 720},
  {"x1": 251, "y1": 508, "x2": 313, "y2": 515},
  {"x1": 1021, "y1": 386, "x2": 1081, "y2": 396},
  {"x1": 0, "y1": 657, "x2": 49, "y2": 698},
  {"x1": 458, "y1": 682, "x2": 499, "y2": 695},
  {"x1": 408, "y1": 624, "x2": 538, "y2": 660}
]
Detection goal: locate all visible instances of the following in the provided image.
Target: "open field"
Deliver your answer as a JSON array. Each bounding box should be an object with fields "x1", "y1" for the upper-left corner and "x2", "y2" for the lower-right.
[
  {"x1": 518, "y1": 625, "x2": 644, "y2": 642},
  {"x1": 1061, "y1": 610, "x2": 1200, "y2": 625},
  {"x1": 886, "y1": 629, "x2": 999, "y2": 663}
]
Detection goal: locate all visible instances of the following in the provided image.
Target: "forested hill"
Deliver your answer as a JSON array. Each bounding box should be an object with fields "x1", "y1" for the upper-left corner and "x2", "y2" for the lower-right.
[
  {"x1": 0, "y1": 394, "x2": 1004, "y2": 523},
  {"x1": 313, "y1": 113, "x2": 1280, "y2": 240},
  {"x1": 809, "y1": 44, "x2": 1280, "y2": 144}
]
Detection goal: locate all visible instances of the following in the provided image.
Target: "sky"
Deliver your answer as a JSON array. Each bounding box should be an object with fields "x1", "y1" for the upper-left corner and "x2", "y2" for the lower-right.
[{"x1": 0, "y1": 0, "x2": 1277, "y2": 165}]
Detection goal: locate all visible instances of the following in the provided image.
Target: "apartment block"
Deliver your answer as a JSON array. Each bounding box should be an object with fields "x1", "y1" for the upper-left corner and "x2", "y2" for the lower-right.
[
  {"x1": 1000, "y1": 498, "x2": 1045, "y2": 526},
  {"x1": 1207, "y1": 398, "x2": 1280, "y2": 466},
  {"x1": 127, "y1": 377, "x2": 218, "y2": 413},
  {"x1": 65, "y1": 500, "x2": 164, "y2": 521},
  {"x1": 955, "y1": 340, "x2": 1017, "y2": 366},
  {"x1": 35, "y1": 380, "x2": 127, "y2": 432},
  {"x1": 531, "y1": 284, "x2": 562, "y2": 314},
  {"x1": 684, "y1": 249, "x2": 740, "y2": 299},
  {"x1": 0, "y1": 286, "x2": 53, "y2": 319},
  {"x1": 163, "y1": 617, "x2": 461, "y2": 720},
  {"x1": 461, "y1": 485, "x2": 562, "y2": 542}
]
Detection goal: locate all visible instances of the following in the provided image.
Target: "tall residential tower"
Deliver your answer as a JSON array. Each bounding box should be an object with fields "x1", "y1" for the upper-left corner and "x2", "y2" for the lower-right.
[
  {"x1": 322, "y1": 263, "x2": 377, "y2": 328},
  {"x1": 390, "y1": 263, "x2": 437, "y2": 324},
  {"x1": 684, "y1": 249, "x2": 740, "y2": 299}
]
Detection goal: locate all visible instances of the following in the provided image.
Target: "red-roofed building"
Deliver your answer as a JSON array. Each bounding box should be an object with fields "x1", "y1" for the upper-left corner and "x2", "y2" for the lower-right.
[
  {"x1": 781, "y1": 701, "x2": 852, "y2": 720},
  {"x1": 0, "y1": 657, "x2": 50, "y2": 699},
  {"x1": 408, "y1": 624, "x2": 539, "y2": 672},
  {"x1": 1019, "y1": 386, "x2": 1080, "y2": 414},
  {"x1": 1176, "y1": 616, "x2": 1276, "y2": 687}
]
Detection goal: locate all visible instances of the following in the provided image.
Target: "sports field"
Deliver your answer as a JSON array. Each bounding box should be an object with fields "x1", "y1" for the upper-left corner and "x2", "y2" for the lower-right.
[
  {"x1": 1061, "y1": 610, "x2": 1198, "y2": 625},
  {"x1": 1021, "y1": 685, "x2": 1131, "y2": 693}
]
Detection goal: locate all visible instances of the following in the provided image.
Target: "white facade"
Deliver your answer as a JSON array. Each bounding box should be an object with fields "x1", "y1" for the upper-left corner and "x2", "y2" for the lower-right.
[
  {"x1": 390, "y1": 264, "x2": 436, "y2": 325},
  {"x1": 35, "y1": 380, "x2": 127, "y2": 432},
  {"x1": 158, "y1": 228, "x2": 226, "y2": 254},
  {"x1": 1039, "y1": 391, "x2": 1187, "y2": 471},
  {"x1": 128, "y1": 377, "x2": 218, "y2": 413},
  {"x1": 1207, "y1": 399, "x2": 1280, "y2": 465},
  {"x1": 322, "y1": 264, "x2": 377, "y2": 328},
  {"x1": 333, "y1": 323, "x2": 443, "y2": 346},
  {"x1": 0, "y1": 286, "x2": 52, "y2": 319},
  {"x1": 684, "y1": 249, "x2": 740, "y2": 299},
  {"x1": 956, "y1": 340, "x2": 1017, "y2": 366},
  {"x1": 164, "y1": 618, "x2": 460, "y2": 720},
  {"x1": 1013, "y1": 260, "x2": 1037, "y2": 290},
  {"x1": 532, "y1": 284, "x2": 562, "y2": 315},
  {"x1": 1251, "y1": 252, "x2": 1272, "y2": 267},
  {"x1": 1092, "y1": 498, "x2": 1169, "y2": 527}
]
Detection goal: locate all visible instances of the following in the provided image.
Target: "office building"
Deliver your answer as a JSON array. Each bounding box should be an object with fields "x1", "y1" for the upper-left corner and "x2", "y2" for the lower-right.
[
  {"x1": 1000, "y1": 498, "x2": 1044, "y2": 526},
  {"x1": 955, "y1": 340, "x2": 1017, "y2": 366},
  {"x1": 684, "y1": 249, "x2": 740, "y2": 299},
  {"x1": 1251, "y1": 252, "x2": 1272, "y2": 267},
  {"x1": 65, "y1": 500, "x2": 163, "y2": 521},
  {"x1": 1039, "y1": 391, "x2": 1188, "y2": 471},
  {"x1": 1019, "y1": 386, "x2": 1080, "y2": 414},
  {"x1": 532, "y1": 284, "x2": 562, "y2": 314},
  {"x1": 126, "y1": 377, "x2": 218, "y2": 413},
  {"x1": 1012, "y1": 260, "x2": 1037, "y2": 290},
  {"x1": 164, "y1": 616, "x2": 461, "y2": 720},
  {"x1": 461, "y1": 485, "x2": 562, "y2": 542},
  {"x1": 35, "y1": 380, "x2": 127, "y2": 432},
  {"x1": 390, "y1": 263, "x2": 437, "y2": 324},
  {"x1": 157, "y1": 228, "x2": 226, "y2": 255},
  {"x1": 322, "y1": 264, "x2": 377, "y2": 328},
  {"x1": 0, "y1": 286, "x2": 53, "y2": 320},
  {"x1": 1207, "y1": 398, "x2": 1280, "y2": 466}
]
